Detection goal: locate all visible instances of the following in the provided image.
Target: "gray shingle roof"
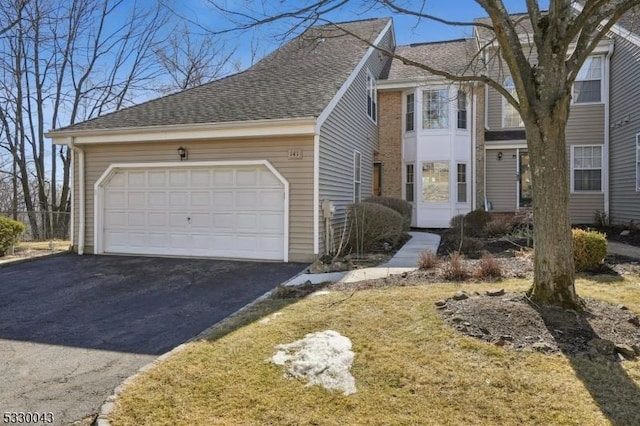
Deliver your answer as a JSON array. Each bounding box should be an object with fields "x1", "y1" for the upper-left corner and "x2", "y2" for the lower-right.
[
  {"x1": 380, "y1": 39, "x2": 479, "y2": 80},
  {"x1": 614, "y1": 7, "x2": 640, "y2": 36},
  {"x1": 56, "y1": 18, "x2": 390, "y2": 132}
]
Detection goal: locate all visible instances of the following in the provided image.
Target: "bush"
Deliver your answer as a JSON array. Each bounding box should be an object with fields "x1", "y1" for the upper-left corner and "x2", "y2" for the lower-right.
[
  {"x1": 593, "y1": 210, "x2": 609, "y2": 227},
  {"x1": 442, "y1": 252, "x2": 470, "y2": 281},
  {"x1": 484, "y1": 216, "x2": 512, "y2": 237},
  {"x1": 572, "y1": 228, "x2": 607, "y2": 272},
  {"x1": 465, "y1": 209, "x2": 492, "y2": 237},
  {"x1": 365, "y1": 196, "x2": 412, "y2": 231},
  {"x1": 418, "y1": 249, "x2": 440, "y2": 270},
  {"x1": 348, "y1": 202, "x2": 403, "y2": 254},
  {"x1": 0, "y1": 216, "x2": 26, "y2": 256},
  {"x1": 474, "y1": 252, "x2": 503, "y2": 279}
]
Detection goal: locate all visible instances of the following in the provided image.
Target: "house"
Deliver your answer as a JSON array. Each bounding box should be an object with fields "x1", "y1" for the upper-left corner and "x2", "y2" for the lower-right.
[
  {"x1": 46, "y1": 18, "x2": 394, "y2": 262},
  {"x1": 376, "y1": 10, "x2": 639, "y2": 228},
  {"x1": 48, "y1": 11, "x2": 640, "y2": 263}
]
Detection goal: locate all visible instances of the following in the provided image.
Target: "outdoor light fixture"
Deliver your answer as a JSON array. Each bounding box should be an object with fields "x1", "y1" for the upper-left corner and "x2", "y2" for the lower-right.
[
  {"x1": 177, "y1": 146, "x2": 187, "y2": 161},
  {"x1": 497, "y1": 151, "x2": 503, "y2": 161}
]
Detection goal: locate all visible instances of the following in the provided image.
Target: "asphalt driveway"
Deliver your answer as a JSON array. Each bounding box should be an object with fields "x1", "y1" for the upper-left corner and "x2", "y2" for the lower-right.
[{"x1": 0, "y1": 254, "x2": 305, "y2": 425}]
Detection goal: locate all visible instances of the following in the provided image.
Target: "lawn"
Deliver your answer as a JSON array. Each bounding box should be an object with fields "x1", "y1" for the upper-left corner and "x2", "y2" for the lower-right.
[{"x1": 110, "y1": 278, "x2": 640, "y2": 426}]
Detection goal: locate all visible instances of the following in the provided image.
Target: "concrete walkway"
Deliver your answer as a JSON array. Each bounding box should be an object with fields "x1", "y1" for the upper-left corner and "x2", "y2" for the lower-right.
[
  {"x1": 608, "y1": 241, "x2": 640, "y2": 259},
  {"x1": 285, "y1": 231, "x2": 440, "y2": 286}
]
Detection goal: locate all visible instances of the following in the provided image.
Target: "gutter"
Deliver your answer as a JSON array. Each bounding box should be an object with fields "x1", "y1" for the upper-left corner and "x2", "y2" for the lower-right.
[{"x1": 471, "y1": 83, "x2": 478, "y2": 209}]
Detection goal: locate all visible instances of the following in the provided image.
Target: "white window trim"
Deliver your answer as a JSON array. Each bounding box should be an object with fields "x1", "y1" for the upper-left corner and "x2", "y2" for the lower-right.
[
  {"x1": 405, "y1": 91, "x2": 415, "y2": 133},
  {"x1": 572, "y1": 55, "x2": 605, "y2": 105},
  {"x1": 456, "y1": 162, "x2": 468, "y2": 203},
  {"x1": 353, "y1": 150, "x2": 362, "y2": 202},
  {"x1": 366, "y1": 70, "x2": 377, "y2": 123},
  {"x1": 422, "y1": 88, "x2": 450, "y2": 130},
  {"x1": 636, "y1": 134, "x2": 640, "y2": 192},
  {"x1": 457, "y1": 90, "x2": 469, "y2": 131},
  {"x1": 570, "y1": 145, "x2": 604, "y2": 193},
  {"x1": 501, "y1": 77, "x2": 524, "y2": 129}
]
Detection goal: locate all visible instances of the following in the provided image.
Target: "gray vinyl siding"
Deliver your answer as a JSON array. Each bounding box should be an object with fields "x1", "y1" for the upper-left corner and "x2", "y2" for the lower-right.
[
  {"x1": 318, "y1": 26, "x2": 392, "y2": 254},
  {"x1": 485, "y1": 149, "x2": 517, "y2": 212},
  {"x1": 73, "y1": 136, "x2": 315, "y2": 262},
  {"x1": 570, "y1": 194, "x2": 605, "y2": 223},
  {"x1": 610, "y1": 35, "x2": 640, "y2": 223}
]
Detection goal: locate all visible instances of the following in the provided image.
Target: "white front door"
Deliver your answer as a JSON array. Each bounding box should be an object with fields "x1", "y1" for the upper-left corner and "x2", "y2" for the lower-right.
[{"x1": 102, "y1": 165, "x2": 285, "y2": 260}]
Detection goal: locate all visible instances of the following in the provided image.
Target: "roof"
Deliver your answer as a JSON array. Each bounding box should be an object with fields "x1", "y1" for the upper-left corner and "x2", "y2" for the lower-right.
[
  {"x1": 380, "y1": 39, "x2": 480, "y2": 80},
  {"x1": 54, "y1": 18, "x2": 390, "y2": 133},
  {"x1": 474, "y1": 12, "x2": 534, "y2": 43},
  {"x1": 613, "y1": 7, "x2": 640, "y2": 36}
]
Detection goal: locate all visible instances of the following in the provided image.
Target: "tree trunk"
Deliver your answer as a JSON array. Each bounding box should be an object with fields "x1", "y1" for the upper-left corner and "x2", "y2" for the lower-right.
[{"x1": 525, "y1": 111, "x2": 582, "y2": 310}]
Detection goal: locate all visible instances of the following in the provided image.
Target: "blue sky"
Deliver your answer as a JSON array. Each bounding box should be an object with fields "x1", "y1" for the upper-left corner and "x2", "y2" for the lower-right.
[{"x1": 178, "y1": 1, "x2": 550, "y2": 69}]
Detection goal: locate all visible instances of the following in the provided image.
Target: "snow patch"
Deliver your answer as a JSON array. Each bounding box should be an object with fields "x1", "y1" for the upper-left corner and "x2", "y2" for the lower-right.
[
  {"x1": 259, "y1": 312, "x2": 283, "y2": 324},
  {"x1": 270, "y1": 330, "x2": 356, "y2": 395}
]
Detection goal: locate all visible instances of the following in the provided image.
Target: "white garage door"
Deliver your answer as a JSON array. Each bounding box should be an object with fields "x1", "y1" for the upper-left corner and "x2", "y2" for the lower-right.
[{"x1": 102, "y1": 165, "x2": 285, "y2": 260}]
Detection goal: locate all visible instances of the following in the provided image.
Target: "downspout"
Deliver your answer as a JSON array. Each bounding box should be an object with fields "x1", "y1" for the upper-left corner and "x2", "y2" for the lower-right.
[
  {"x1": 68, "y1": 136, "x2": 86, "y2": 255},
  {"x1": 603, "y1": 42, "x2": 614, "y2": 219},
  {"x1": 471, "y1": 83, "x2": 478, "y2": 210}
]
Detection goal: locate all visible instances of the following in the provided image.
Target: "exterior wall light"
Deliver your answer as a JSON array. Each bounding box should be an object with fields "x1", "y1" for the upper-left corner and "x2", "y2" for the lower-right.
[
  {"x1": 497, "y1": 151, "x2": 503, "y2": 161},
  {"x1": 178, "y1": 146, "x2": 187, "y2": 161}
]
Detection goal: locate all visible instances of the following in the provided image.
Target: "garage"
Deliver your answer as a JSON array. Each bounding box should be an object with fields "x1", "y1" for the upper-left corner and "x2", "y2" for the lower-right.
[{"x1": 95, "y1": 161, "x2": 288, "y2": 261}]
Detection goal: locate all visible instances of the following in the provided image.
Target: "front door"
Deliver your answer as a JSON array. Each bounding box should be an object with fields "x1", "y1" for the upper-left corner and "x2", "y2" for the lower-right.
[{"x1": 519, "y1": 153, "x2": 532, "y2": 207}]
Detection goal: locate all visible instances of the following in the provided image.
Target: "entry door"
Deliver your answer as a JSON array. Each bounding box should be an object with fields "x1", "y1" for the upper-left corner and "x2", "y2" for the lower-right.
[{"x1": 519, "y1": 153, "x2": 532, "y2": 207}]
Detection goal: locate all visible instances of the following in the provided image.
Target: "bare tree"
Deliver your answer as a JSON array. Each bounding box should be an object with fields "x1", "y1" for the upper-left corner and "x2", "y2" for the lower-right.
[
  {"x1": 207, "y1": 0, "x2": 640, "y2": 309},
  {"x1": 154, "y1": 23, "x2": 237, "y2": 93},
  {"x1": 0, "y1": 0, "x2": 171, "y2": 238}
]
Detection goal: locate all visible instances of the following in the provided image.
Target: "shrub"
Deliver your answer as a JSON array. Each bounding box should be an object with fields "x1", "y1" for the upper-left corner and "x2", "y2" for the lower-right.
[
  {"x1": 365, "y1": 196, "x2": 412, "y2": 232},
  {"x1": 442, "y1": 251, "x2": 469, "y2": 281},
  {"x1": 484, "y1": 216, "x2": 512, "y2": 237},
  {"x1": 572, "y1": 228, "x2": 607, "y2": 272},
  {"x1": 593, "y1": 210, "x2": 609, "y2": 227},
  {"x1": 449, "y1": 214, "x2": 465, "y2": 237},
  {"x1": 348, "y1": 202, "x2": 403, "y2": 254},
  {"x1": 0, "y1": 216, "x2": 26, "y2": 256},
  {"x1": 465, "y1": 209, "x2": 492, "y2": 237},
  {"x1": 474, "y1": 252, "x2": 503, "y2": 279},
  {"x1": 418, "y1": 249, "x2": 440, "y2": 270}
]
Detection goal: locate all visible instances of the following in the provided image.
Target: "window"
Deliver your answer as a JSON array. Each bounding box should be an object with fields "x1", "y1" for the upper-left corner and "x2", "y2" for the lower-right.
[
  {"x1": 574, "y1": 56, "x2": 602, "y2": 103},
  {"x1": 457, "y1": 91, "x2": 467, "y2": 129},
  {"x1": 405, "y1": 93, "x2": 415, "y2": 132},
  {"x1": 366, "y1": 71, "x2": 377, "y2": 121},
  {"x1": 422, "y1": 162, "x2": 449, "y2": 201},
  {"x1": 457, "y1": 163, "x2": 467, "y2": 203},
  {"x1": 405, "y1": 164, "x2": 414, "y2": 202},
  {"x1": 636, "y1": 135, "x2": 640, "y2": 191},
  {"x1": 572, "y1": 145, "x2": 602, "y2": 192},
  {"x1": 503, "y1": 77, "x2": 524, "y2": 128},
  {"x1": 423, "y1": 89, "x2": 449, "y2": 129},
  {"x1": 353, "y1": 151, "x2": 362, "y2": 202}
]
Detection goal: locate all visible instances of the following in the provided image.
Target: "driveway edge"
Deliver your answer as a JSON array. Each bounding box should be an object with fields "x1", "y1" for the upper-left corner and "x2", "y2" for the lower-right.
[
  {"x1": 0, "y1": 250, "x2": 70, "y2": 268},
  {"x1": 93, "y1": 283, "x2": 287, "y2": 426}
]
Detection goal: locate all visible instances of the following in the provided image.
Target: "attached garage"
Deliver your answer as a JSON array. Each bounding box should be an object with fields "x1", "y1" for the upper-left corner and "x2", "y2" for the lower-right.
[{"x1": 94, "y1": 161, "x2": 289, "y2": 261}]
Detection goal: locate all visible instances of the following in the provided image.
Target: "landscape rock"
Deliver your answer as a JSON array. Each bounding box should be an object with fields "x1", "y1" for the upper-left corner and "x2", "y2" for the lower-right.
[
  {"x1": 633, "y1": 344, "x2": 640, "y2": 356},
  {"x1": 532, "y1": 342, "x2": 554, "y2": 353},
  {"x1": 618, "y1": 304, "x2": 629, "y2": 311},
  {"x1": 615, "y1": 344, "x2": 637, "y2": 360},
  {"x1": 620, "y1": 230, "x2": 631, "y2": 236},
  {"x1": 451, "y1": 316, "x2": 466, "y2": 323},
  {"x1": 486, "y1": 289, "x2": 505, "y2": 297},
  {"x1": 588, "y1": 338, "x2": 616, "y2": 356},
  {"x1": 453, "y1": 291, "x2": 469, "y2": 301},
  {"x1": 628, "y1": 316, "x2": 640, "y2": 327},
  {"x1": 434, "y1": 300, "x2": 447, "y2": 307}
]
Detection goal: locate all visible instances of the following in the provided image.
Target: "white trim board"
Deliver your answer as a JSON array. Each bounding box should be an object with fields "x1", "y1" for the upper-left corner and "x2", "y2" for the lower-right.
[{"x1": 93, "y1": 160, "x2": 290, "y2": 262}]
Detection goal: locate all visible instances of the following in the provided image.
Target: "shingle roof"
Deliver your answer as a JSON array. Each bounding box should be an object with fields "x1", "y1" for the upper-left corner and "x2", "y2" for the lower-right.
[
  {"x1": 380, "y1": 39, "x2": 480, "y2": 80},
  {"x1": 614, "y1": 7, "x2": 640, "y2": 36},
  {"x1": 56, "y1": 18, "x2": 390, "y2": 132},
  {"x1": 474, "y1": 12, "x2": 534, "y2": 43}
]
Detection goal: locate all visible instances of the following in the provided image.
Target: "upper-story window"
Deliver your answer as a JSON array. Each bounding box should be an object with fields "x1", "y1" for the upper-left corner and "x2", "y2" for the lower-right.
[
  {"x1": 503, "y1": 77, "x2": 524, "y2": 128},
  {"x1": 405, "y1": 93, "x2": 415, "y2": 132},
  {"x1": 636, "y1": 134, "x2": 640, "y2": 192},
  {"x1": 423, "y1": 89, "x2": 449, "y2": 129},
  {"x1": 366, "y1": 71, "x2": 377, "y2": 122},
  {"x1": 574, "y1": 56, "x2": 603, "y2": 103},
  {"x1": 457, "y1": 90, "x2": 467, "y2": 129}
]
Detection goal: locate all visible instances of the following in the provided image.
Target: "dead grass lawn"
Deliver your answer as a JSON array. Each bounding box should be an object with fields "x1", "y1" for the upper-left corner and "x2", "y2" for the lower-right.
[{"x1": 110, "y1": 278, "x2": 640, "y2": 426}]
